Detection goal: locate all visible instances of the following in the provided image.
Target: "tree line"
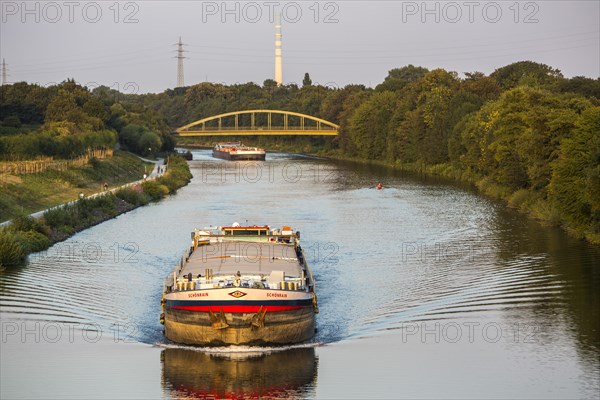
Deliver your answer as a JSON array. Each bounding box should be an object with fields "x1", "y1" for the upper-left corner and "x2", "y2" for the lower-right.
[
  {"x1": 0, "y1": 79, "x2": 174, "y2": 160},
  {"x1": 1, "y1": 61, "x2": 598, "y2": 242},
  {"x1": 121, "y1": 62, "x2": 598, "y2": 242}
]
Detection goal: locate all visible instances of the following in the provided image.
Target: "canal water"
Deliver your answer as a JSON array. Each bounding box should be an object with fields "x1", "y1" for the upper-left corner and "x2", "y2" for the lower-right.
[{"x1": 1, "y1": 150, "x2": 599, "y2": 399}]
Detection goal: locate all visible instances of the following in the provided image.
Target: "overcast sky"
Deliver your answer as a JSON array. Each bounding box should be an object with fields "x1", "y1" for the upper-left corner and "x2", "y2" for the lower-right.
[{"x1": 1, "y1": 1, "x2": 598, "y2": 93}]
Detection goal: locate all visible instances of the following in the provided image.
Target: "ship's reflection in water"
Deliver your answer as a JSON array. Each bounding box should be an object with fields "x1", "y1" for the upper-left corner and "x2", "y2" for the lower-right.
[{"x1": 161, "y1": 347, "x2": 318, "y2": 399}]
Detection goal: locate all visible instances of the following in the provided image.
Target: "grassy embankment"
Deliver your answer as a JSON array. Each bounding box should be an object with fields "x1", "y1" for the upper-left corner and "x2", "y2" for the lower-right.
[
  {"x1": 0, "y1": 154, "x2": 192, "y2": 269},
  {"x1": 0, "y1": 150, "x2": 153, "y2": 222}
]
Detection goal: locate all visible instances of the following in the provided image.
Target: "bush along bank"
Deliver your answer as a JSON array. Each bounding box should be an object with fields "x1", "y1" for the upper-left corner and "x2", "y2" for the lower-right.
[{"x1": 0, "y1": 154, "x2": 192, "y2": 269}]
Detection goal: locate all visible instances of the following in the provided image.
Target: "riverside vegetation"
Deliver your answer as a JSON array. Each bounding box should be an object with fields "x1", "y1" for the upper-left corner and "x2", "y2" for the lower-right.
[
  {"x1": 1, "y1": 61, "x2": 599, "y2": 244},
  {"x1": 0, "y1": 79, "x2": 191, "y2": 268},
  {"x1": 0, "y1": 155, "x2": 191, "y2": 269},
  {"x1": 0, "y1": 151, "x2": 152, "y2": 222},
  {"x1": 120, "y1": 62, "x2": 599, "y2": 244}
]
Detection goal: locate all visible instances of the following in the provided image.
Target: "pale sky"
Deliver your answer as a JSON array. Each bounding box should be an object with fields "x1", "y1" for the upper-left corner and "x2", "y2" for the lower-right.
[{"x1": 1, "y1": 1, "x2": 598, "y2": 93}]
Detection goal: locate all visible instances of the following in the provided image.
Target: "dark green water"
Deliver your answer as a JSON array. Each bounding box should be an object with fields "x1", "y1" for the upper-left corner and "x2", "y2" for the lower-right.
[{"x1": 1, "y1": 150, "x2": 598, "y2": 399}]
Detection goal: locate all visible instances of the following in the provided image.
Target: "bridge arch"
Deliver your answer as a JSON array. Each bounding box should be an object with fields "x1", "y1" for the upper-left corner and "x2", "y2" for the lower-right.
[{"x1": 175, "y1": 109, "x2": 339, "y2": 136}]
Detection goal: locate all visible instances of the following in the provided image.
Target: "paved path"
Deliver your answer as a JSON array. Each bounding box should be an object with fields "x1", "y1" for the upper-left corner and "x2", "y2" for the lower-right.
[{"x1": 0, "y1": 157, "x2": 164, "y2": 228}]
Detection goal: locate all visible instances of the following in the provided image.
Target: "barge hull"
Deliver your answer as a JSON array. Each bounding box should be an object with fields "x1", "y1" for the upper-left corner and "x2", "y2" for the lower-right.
[
  {"x1": 212, "y1": 150, "x2": 266, "y2": 161},
  {"x1": 164, "y1": 307, "x2": 315, "y2": 345}
]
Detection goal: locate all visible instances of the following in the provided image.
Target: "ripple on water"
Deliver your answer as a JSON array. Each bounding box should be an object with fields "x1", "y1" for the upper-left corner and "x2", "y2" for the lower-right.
[{"x1": 1, "y1": 152, "x2": 598, "y2": 356}]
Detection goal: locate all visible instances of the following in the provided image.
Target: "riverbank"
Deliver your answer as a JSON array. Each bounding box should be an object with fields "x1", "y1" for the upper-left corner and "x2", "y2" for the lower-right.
[
  {"x1": 0, "y1": 154, "x2": 192, "y2": 269},
  {"x1": 0, "y1": 151, "x2": 155, "y2": 223}
]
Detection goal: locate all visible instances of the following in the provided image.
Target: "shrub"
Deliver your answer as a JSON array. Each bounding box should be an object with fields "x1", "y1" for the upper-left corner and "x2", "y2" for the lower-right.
[
  {"x1": 157, "y1": 174, "x2": 180, "y2": 193},
  {"x1": 88, "y1": 194, "x2": 118, "y2": 215},
  {"x1": 531, "y1": 199, "x2": 562, "y2": 226},
  {"x1": 0, "y1": 230, "x2": 26, "y2": 268},
  {"x1": 508, "y1": 189, "x2": 533, "y2": 209},
  {"x1": 115, "y1": 187, "x2": 149, "y2": 206},
  {"x1": 11, "y1": 213, "x2": 42, "y2": 233},
  {"x1": 141, "y1": 180, "x2": 169, "y2": 200},
  {"x1": 42, "y1": 205, "x2": 75, "y2": 230},
  {"x1": 13, "y1": 230, "x2": 51, "y2": 253}
]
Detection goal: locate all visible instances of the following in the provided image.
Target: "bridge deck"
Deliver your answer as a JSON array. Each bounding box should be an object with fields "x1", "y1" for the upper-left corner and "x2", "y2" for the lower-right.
[
  {"x1": 178, "y1": 129, "x2": 338, "y2": 136},
  {"x1": 175, "y1": 110, "x2": 340, "y2": 137}
]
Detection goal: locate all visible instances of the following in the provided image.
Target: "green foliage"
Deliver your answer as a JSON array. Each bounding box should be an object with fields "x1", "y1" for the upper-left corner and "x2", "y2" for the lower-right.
[
  {"x1": 0, "y1": 151, "x2": 148, "y2": 222},
  {"x1": 138, "y1": 131, "x2": 162, "y2": 156},
  {"x1": 0, "y1": 129, "x2": 116, "y2": 160},
  {"x1": 138, "y1": 155, "x2": 191, "y2": 199},
  {"x1": 376, "y1": 65, "x2": 429, "y2": 92},
  {"x1": 141, "y1": 180, "x2": 169, "y2": 200},
  {"x1": 156, "y1": 155, "x2": 193, "y2": 192},
  {"x1": 0, "y1": 80, "x2": 117, "y2": 160},
  {"x1": 0, "y1": 230, "x2": 27, "y2": 268},
  {"x1": 13, "y1": 230, "x2": 51, "y2": 254},
  {"x1": 117, "y1": 122, "x2": 166, "y2": 157},
  {"x1": 115, "y1": 187, "x2": 149, "y2": 206},
  {"x1": 490, "y1": 61, "x2": 563, "y2": 90},
  {"x1": 303, "y1": 73, "x2": 312, "y2": 87},
  {"x1": 508, "y1": 189, "x2": 537, "y2": 210},
  {"x1": 347, "y1": 91, "x2": 397, "y2": 160},
  {"x1": 42, "y1": 193, "x2": 119, "y2": 234},
  {"x1": 2, "y1": 62, "x2": 597, "y2": 242},
  {"x1": 550, "y1": 106, "x2": 600, "y2": 233},
  {"x1": 42, "y1": 205, "x2": 77, "y2": 231},
  {"x1": 0, "y1": 79, "x2": 168, "y2": 160},
  {"x1": 557, "y1": 76, "x2": 600, "y2": 99},
  {"x1": 0, "y1": 82, "x2": 51, "y2": 124},
  {"x1": 9, "y1": 213, "x2": 47, "y2": 235},
  {"x1": 331, "y1": 64, "x2": 596, "y2": 241}
]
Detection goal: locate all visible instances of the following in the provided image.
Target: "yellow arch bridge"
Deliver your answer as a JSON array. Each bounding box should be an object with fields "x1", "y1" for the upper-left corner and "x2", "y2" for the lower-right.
[{"x1": 175, "y1": 110, "x2": 339, "y2": 136}]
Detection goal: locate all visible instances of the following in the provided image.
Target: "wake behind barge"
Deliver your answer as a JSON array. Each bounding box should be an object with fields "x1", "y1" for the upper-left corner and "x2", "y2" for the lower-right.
[{"x1": 161, "y1": 224, "x2": 317, "y2": 346}]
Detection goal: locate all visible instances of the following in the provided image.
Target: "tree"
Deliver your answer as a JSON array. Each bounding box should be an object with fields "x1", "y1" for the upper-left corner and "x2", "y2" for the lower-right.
[
  {"x1": 347, "y1": 91, "x2": 397, "y2": 159},
  {"x1": 550, "y1": 106, "x2": 600, "y2": 232},
  {"x1": 320, "y1": 84, "x2": 367, "y2": 124},
  {"x1": 375, "y1": 65, "x2": 429, "y2": 92},
  {"x1": 263, "y1": 79, "x2": 278, "y2": 89},
  {"x1": 82, "y1": 97, "x2": 109, "y2": 125},
  {"x1": 119, "y1": 124, "x2": 145, "y2": 151},
  {"x1": 490, "y1": 61, "x2": 563, "y2": 90},
  {"x1": 461, "y1": 73, "x2": 501, "y2": 102},
  {"x1": 44, "y1": 90, "x2": 79, "y2": 123},
  {"x1": 411, "y1": 69, "x2": 459, "y2": 164},
  {"x1": 558, "y1": 76, "x2": 600, "y2": 99},
  {"x1": 302, "y1": 73, "x2": 312, "y2": 87},
  {"x1": 138, "y1": 131, "x2": 162, "y2": 156}
]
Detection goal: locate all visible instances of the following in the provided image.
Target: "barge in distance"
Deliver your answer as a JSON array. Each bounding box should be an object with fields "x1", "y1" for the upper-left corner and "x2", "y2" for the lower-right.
[
  {"x1": 212, "y1": 143, "x2": 266, "y2": 161},
  {"x1": 161, "y1": 224, "x2": 318, "y2": 346}
]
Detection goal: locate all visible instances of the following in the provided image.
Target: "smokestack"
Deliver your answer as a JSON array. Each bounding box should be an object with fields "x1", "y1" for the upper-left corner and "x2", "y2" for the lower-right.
[
  {"x1": 274, "y1": 14, "x2": 283, "y2": 86},
  {"x1": 176, "y1": 37, "x2": 185, "y2": 88}
]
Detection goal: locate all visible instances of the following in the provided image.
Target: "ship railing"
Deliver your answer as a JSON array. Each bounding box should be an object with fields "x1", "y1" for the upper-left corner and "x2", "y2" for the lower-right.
[{"x1": 173, "y1": 276, "x2": 306, "y2": 292}]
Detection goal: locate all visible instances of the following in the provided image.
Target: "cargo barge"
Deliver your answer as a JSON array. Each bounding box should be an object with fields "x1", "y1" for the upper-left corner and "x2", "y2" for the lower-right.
[
  {"x1": 161, "y1": 224, "x2": 317, "y2": 345},
  {"x1": 212, "y1": 143, "x2": 266, "y2": 161}
]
